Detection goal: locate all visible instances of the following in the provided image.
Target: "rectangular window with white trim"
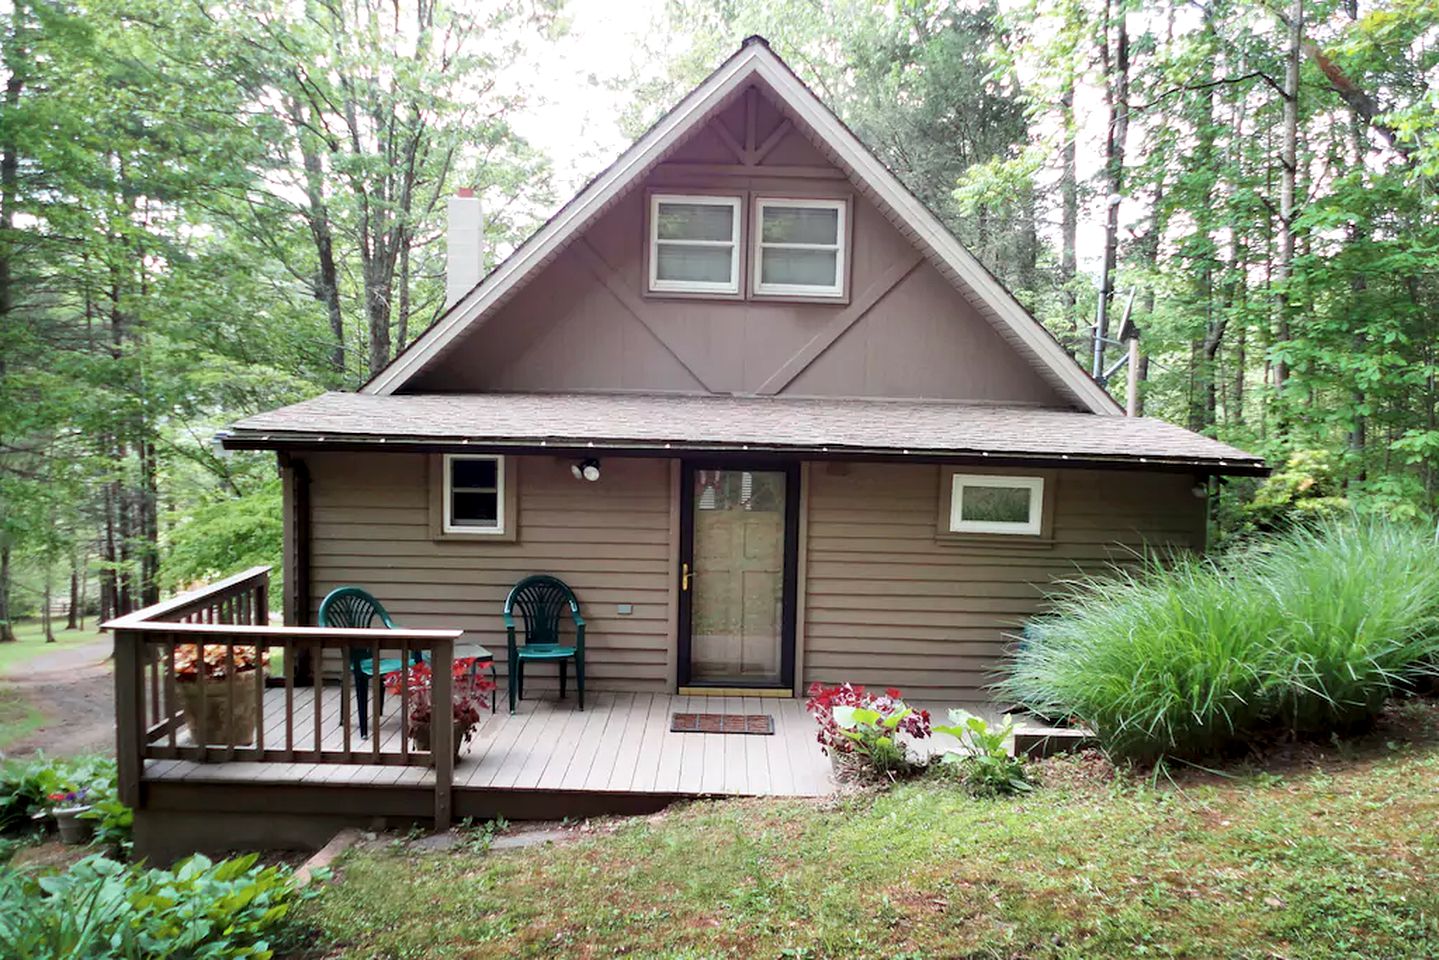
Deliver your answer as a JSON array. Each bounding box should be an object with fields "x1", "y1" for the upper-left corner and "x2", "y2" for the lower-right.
[
  {"x1": 948, "y1": 474, "x2": 1044, "y2": 536},
  {"x1": 648, "y1": 194, "x2": 742, "y2": 294},
  {"x1": 444, "y1": 454, "x2": 506, "y2": 534},
  {"x1": 752, "y1": 197, "x2": 847, "y2": 298}
]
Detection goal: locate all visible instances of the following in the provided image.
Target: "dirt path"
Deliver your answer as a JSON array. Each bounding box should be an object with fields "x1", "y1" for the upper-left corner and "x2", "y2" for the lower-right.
[{"x1": 0, "y1": 637, "x2": 116, "y2": 759}]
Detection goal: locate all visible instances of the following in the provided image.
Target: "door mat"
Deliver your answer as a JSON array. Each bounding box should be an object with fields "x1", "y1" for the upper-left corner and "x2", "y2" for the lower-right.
[{"x1": 670, "y1": 713, "x2": 775, "y2": 735}]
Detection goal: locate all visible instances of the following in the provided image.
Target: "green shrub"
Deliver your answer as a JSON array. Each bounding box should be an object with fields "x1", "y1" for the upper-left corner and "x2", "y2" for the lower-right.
[
  {"x1": 0, "y1": 756, "x2": 132, "y2": 850},
  {"x1": 0, "y1": 852, "x2": 304, "y2": 959},
  {"x1": 997, "y1": 518, "x2": 1439, "y2": 762},
  {"x1": 932, "y1": 710, "x2": 1032, "y2": 797}
]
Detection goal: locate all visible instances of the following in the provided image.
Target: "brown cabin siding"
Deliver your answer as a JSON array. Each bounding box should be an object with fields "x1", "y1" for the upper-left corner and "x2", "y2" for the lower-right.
[
  {"x1": 293, "y1": 451, "x2": 1205, "y2": 703},
  {"x1": 406, "y1": 83, "x2": 1067, "y2": 407},
  {"x1": 303, "y1": 451, "x2": 674, "y2": 693},
  {"x1": 800, "y1": 462, "x2": 1207, "y2": 699}
]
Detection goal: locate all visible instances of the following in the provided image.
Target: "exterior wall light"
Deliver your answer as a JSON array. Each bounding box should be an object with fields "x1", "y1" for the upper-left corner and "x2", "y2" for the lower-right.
[{"x1": 571, "y1": 459, "x2": 601, "y2": 482}]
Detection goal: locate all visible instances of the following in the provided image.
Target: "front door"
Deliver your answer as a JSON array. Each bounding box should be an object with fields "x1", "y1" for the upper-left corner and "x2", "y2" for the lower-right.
[{"x1": 678, "y1": 462, "x2": 799, "y2": 688}]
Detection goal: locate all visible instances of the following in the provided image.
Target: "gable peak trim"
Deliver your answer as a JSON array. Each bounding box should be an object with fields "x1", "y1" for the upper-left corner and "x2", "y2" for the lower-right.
[{"x1": 364, "y1": 39, "x2": 1119, "y2": 415}]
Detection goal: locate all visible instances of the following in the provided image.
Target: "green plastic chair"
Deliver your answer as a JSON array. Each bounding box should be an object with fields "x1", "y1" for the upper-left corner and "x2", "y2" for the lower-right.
[
  {"x1": 317, "y1": 587, "x2": 422, "y2": 739},
  {"x1": 504, "y1": 575, "x2": 585, "y2": 714}
]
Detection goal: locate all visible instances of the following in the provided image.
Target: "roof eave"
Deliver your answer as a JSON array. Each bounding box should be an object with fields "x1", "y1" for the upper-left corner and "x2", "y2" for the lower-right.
[{"x1": 218, "y1": 429, "x2": 1267, "y2": 476}]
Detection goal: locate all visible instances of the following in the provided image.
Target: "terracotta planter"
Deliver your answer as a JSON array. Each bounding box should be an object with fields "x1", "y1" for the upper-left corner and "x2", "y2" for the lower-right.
[
  {"x1": 179, "y1": 671, "x2": 260, "y2": 746},
  {"x1": 53, "y1": 806, "x2": 94, "y2": 845},
  {"x1": 410, "y1": 720, "x2": 468, "y2": 762}
]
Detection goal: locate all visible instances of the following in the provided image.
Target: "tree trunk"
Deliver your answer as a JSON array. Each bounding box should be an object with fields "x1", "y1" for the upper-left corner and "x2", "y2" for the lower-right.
[
  {"x1": 1094, "y1": 0, "x2": 1130, "y2": 377},
  {"x1": 42, "y1": 563, "x2": 54, "y2": 643},
  {"x1": 397, "y1": 226, "x2": 411, "y2": 352},
  {"x1": 0, "y1": 545, "x2": 14, "y2": 643},
  {"x1": 1274, "y1": 0, "x2": 1302, "y2": 391},
  {"x1": 66, "y1": 554, "x2": 79, "y2": 631},
  {"x1": 1060, "y1": 87, "x2": 1078, "y2": 355},
  {"x1": 284, "y1": 96, "x2": 346, "y2": 377}
]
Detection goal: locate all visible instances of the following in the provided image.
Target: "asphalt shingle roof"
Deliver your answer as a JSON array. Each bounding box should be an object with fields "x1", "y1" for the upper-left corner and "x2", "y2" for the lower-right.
[{"x1": 224, "y1": 392, "x2": 1263, "y2": 472}]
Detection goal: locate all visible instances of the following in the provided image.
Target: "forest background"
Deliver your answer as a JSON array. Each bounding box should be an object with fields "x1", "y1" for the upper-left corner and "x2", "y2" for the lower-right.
[{"x1": 2, "y1": 0, "x2": 1436, "y2": 637}]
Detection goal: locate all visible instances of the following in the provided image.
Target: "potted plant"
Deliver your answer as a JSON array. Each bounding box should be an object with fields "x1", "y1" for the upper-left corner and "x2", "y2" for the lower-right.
[
  {"x1": 805, "y1": 682, "x2": 932, "y2": 782},
  {"x1": 385, "y1": 661, "x2": 495, "y2": 761},
  {"x1": 174, "y1": 643, "x2": 270, "y2": 746},
  {"x1": 44, "y1": 788, "x2": 94, "y2": 845}
]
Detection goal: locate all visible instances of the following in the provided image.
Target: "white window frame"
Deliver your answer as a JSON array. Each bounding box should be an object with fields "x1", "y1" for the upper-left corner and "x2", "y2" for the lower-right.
[
  {"x1": 648, "y1": 193, "x2": 742, "y2": 295},
  {"x1": 948, "y1": 474, "x2": 1044, "y2": 536},
  {"x1": 443, "y1": 454, "x2": 506, "y2": 535},
  {"x1": 751, "y1": 197, "x2": 847, "y2": 298}
]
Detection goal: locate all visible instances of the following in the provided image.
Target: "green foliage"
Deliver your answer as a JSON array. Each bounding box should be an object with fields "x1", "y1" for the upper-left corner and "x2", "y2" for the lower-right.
[
  {"x1": 998, "y1": 519, "x2": 1439, "y2": 762},
  {"x1": 1245, "y1": 449, "x2": 1351, "y2": 530},
  {"x1": 0, "y1": 756, "x2": 131, "y2": 850},
  {"x1": 163, "y1": 480, "x2": 282, "y2": 592},
  {"x1": 831, "y1": 705, "x2": 915, "y2": 776},
  {"x1": 0, "y1": 852, "x2": 305, "y2": 959},
  {"x1": 932, "y1": 710, "x2": 1032, "y2": 797}
]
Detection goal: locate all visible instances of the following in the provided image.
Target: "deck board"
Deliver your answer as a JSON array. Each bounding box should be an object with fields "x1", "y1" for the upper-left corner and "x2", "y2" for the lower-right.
[{"x1": 141, "y1": 689, "x2": 861, "y2": 821}]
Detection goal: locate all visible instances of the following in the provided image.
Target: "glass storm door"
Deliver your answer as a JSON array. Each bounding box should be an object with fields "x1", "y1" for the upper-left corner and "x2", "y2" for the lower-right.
[{"x1": 678, "y1": 464, "x2": 798, "y2": 688}]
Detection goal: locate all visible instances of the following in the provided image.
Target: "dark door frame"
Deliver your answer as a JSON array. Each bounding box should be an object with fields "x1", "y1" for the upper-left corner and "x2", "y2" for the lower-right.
[{"x1": 677, "y1": 459, "x2": 800, "y2": 689}]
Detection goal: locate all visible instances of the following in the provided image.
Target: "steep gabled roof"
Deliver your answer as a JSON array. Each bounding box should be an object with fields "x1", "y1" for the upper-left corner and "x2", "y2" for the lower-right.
[{"x1": 364, "y1": 37, "x2": 1122, "y2": 415}]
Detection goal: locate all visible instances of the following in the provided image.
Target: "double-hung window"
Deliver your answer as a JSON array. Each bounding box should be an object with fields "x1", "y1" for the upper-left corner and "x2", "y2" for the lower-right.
[
  {"x1": 948, "y1": 474, "x2": 1044, "y2": 536},
  {"x1": 752, "y1": 197, "x2": 846, "y2": 298},
  {"x1": 648, "y1": 194, "x2": 741, "y2": 294},
  {"x1": 443, "y1": 454, "x2": 506, "y2": 535}
]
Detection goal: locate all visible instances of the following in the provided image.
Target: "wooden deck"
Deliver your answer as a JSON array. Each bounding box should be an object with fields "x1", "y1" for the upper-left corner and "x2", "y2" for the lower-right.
[{"x1": 143, "y1": 688, "x2": 835, "y2": 806}]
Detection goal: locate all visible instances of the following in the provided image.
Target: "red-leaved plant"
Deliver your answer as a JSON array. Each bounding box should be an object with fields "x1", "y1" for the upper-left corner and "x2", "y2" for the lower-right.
[
  {"x1": 805, "y1": 682, "x2": 932, "y2": 757},
  {"x1": 384, "y1": 661, "x2": 495, "y2": 748}
]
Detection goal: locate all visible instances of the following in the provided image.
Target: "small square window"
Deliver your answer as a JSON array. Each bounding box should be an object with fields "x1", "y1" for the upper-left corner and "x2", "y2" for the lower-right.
[
  {"x1": 948, "y1": 475, "x2": 1044, "y2": 536},
  {"x1": 648, "y1": 194, "x2": 741, "y2": 294},
  {"x1": 752, "y1": 198, "x2": 846, "y2": 298},
  {"x1": 444, "y1": 454, "x2": 505, "y2": 534}
]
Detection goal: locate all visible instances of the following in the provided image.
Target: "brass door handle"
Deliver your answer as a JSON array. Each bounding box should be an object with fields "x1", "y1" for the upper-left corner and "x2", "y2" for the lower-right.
[{"x1": 681, "y1": 563, "x2": 691, "y2": 591}]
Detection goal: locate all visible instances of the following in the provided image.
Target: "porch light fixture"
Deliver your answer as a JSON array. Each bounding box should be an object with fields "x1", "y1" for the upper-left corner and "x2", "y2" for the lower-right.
[{"x1": 571, "y1": 459, "x2": 601, "y2": 482}]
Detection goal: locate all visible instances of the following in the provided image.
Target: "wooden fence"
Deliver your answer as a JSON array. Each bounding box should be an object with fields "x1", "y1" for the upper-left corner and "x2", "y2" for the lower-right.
[{"x1": 106, "y1": 566, "x2": 462, "y2": 827}]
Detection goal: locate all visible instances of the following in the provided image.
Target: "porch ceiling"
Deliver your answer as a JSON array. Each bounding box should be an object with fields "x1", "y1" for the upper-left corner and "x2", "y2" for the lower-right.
[{"x1": 221, "y1": 391, "x2": 1264, "y2": 474}]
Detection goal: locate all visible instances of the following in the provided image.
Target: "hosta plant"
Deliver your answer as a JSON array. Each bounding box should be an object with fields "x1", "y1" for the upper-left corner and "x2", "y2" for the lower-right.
[{"x1": 933, "y1": 710, "x2": 1032, "y2": 797}]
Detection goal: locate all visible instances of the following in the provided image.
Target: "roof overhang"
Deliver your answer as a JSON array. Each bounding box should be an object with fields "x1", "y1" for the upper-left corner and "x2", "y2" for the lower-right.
[
  {"x1": 361, "y1": 38, "x2": 1122, "y2": 415},
  {"x1": 221, "y1": 392, "x2": 1268, "y2": 476}
]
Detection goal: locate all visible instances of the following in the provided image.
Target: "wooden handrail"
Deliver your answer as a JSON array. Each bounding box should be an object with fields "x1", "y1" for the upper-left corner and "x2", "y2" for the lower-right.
[
  {"x1": 104, "y1": 565, "x2": 273, "y2": 629},
  {"x1": 112, "y1": 566, "x2": 461, "y2": 828},
  {"x1": 114, "y1": 621, "x2": 462, "y2": 643}
]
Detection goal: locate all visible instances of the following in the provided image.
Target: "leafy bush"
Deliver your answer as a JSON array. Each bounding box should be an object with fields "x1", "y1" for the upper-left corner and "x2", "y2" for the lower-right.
[
  {"x1": 1244, "y1": 449, "x2": 1350, "y2": 530},
  {"x1": 0, "y1": 852, "x2": 304, "y2": 959},
  {"x1": 998, "y1": 518, "x2": 1439, "y2": 762},
  {"x1": 933, "y1": 710, "x2": 1032, "y2": 797},
  {"x1": 0, "y1": 756, "x2": 132, "y2": 850}
]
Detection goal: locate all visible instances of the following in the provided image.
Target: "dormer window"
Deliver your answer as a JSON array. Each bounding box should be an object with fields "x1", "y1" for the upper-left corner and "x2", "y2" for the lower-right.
[
  {"x1": 648, "y1": 194, "x2": 741, "y2": 295},
  {"x1": 752, "y1": 197, "x2": 847, "y2": 298}
]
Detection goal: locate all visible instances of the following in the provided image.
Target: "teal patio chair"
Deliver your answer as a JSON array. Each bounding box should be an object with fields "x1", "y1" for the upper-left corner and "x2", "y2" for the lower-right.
[
  {"x1": 504, "y1": 575, "x2": 585, "y2": 714},
  {"x1": 317, "y1": 587, "x2": 423, "y2": 739}
]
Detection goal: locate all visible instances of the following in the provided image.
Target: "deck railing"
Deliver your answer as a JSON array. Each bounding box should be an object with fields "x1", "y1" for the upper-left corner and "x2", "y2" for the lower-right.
[{"x1": 106, "y1": 566, "x2": 462, "y2": 827}]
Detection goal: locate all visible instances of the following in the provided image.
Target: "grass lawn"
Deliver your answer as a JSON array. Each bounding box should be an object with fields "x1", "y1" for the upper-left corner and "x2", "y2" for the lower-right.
[
  {"x1": 0, "y1": 694, "x2": 46, "y2": 750},
  {"x1": 301, "y1": 700, "x2": 1439, "y2": 959},
  {"x1": 0, "y1": 620, "x2": 106, "y2": 677}
]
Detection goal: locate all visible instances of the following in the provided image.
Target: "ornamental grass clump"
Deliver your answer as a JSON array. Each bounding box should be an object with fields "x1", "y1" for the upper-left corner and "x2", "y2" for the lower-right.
[
  {"x1": 999, "y1": 555, "x2": 1286, "y2": 762},
  {"x1": 1253, "y1": 520, "x2": 1439, "y2": 734},
  {"x1": 997, "y1": 518, "x2": 1439, "y2": 763}
]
